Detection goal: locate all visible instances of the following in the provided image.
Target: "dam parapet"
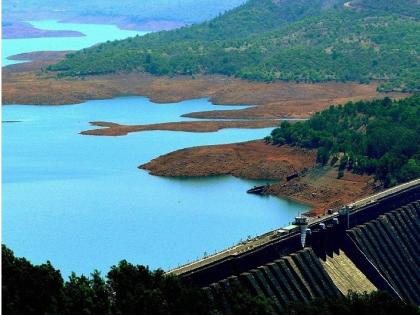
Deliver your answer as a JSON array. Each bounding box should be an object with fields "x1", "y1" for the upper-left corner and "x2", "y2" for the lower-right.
[{"x1": 169, "y1": 179, "x2": 420, "y2": 307}]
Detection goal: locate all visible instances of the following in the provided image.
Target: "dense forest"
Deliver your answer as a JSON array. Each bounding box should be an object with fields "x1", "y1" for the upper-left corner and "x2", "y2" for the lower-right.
[
  {"x1": 3, "y1": 245, "x2": 420, "y2": 315},
  {"x1": 266, "y1": 96, "x2": 420, "y2": 187},
  {"x1": 48, "y1": 0, "x2": 420, "y2": 92}
]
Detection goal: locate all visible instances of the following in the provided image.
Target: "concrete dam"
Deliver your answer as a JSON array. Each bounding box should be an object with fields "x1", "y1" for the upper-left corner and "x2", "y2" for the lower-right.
[{"x1": 169, "y1": 179, "x2": 420, "y2": 310}]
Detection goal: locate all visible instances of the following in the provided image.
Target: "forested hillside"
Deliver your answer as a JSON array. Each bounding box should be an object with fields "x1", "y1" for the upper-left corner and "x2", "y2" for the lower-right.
[
  {"x1": 3, "y1": 245, "x2": 419, "y2": 315},
  {"x1": 350, "y1": 0, "x2": 420, "y2": 17},
  {"x1": 49, "y1": 0, "x2": 419, "y2": 91},
  {"x1": 267, "y1": 96, "x2": 420, "y2": 187}
]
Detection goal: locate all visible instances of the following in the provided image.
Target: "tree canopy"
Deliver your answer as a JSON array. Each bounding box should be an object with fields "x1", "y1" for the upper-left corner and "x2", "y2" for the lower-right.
[
  {"x1": 3, "y1": 244, "x2": 420, "y2": 314},
  {"x1": 49, "y1": 0, "x2": 420, "y2": 92},
  {"x1": 267, "y1": 96, "x2": 420, "y2": 186},
  {"x1": 2, "y1": 245, "x2": 273, "y2": 315}
]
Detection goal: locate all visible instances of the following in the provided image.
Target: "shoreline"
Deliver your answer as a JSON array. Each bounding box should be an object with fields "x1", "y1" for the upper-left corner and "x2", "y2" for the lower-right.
[
  {"x1": 59, "y1": 16, "x2": 187, "y2": 32},
  {"x1": 3, "y1": 53, "x2": 382, "y2": 215},
  {"x1": 3, "y1": 52, "x2": 407, "y2": 119},
  {"x1": 141, "y1": 141, "x2": 375, "y2": 216},
  {"x1": 80, "y1": 120, "x2": 280, "y2": 136},
  {"x1": 2, "y1": 17, "x2": 184, "y2": 40},
  {"x1": 2, "y1": 21, "x2": 85, "y2": 39},
  {"x1": 6, "y1": 51, "x2": 75, "y2": 62}
]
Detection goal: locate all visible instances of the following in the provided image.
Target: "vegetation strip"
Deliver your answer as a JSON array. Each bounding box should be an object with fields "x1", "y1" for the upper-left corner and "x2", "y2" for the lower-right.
[{"x1": 49, "y1": 0, "x2": 419, "y2": 92}]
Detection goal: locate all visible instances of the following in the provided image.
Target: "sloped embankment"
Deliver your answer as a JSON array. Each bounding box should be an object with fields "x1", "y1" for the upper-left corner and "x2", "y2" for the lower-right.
[
  {"x1": 203, "y1": 248, "x2": 341, "y2": 313},
  {"x1": 347, "y1": 201, "x2": 420, "y2": 305},
  {"x1": 197, "y1": 200, "x2": 420, "y2": 311}
]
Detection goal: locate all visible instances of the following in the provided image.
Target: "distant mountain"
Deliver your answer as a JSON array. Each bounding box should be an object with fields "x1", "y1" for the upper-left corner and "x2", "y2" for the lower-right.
[
  {"x1": 49, "y1": 0, "x2": 420, "y2": 92},
  {"x1": 3, "y1": 0, "x2": 246, "y2": 24}
]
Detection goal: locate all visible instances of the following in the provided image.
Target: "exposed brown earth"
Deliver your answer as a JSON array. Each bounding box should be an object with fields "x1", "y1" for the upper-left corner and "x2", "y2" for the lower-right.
[
  {"x1": 267, "y1": 167, "x2": 375, "y2": 216},
  {"x1": 3, "y1": 51, "x2": 74, "y2": 74},
  {"x1": 141, "y1": 140, "x2": 317, "y2": 179},
  {"x1": 7, "y1": 51, "x2": 75, "y2": 62},
  {"x1": 2, "y1": 21, "x2": 84, "y2": 39},
  {"x1": 141, "y1": 140, "x2": 375, "y2": 215},
  {"x1": 3, "y1": 53, "x2": 380, "y2": 215},
  {"x1": 81, "y1": 120, "x2": 280, "y2": 136},
  {"x1": 3, "y1": 52, "x2": 406, "y2": 119},
  {"x1": 60, "y1": 16, "x2": 187, "y2": 32}
]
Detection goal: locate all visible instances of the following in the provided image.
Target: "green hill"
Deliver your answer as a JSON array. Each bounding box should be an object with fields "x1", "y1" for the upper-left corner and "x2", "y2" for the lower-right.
[
  {"x1": 49, "y1": 0, "x2": 420, "y2": 92},
  {"x1": 268, "y1": 95, "x2": 420, "y2": 187},
  {"x1": 350, "y1": 0, "x2": 420, "y2": 17}
]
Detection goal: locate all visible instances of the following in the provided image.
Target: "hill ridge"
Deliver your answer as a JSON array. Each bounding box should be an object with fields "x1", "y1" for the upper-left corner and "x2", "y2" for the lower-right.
[{"x1": 49, "y1": 0, "x2": 420, "y2": 92}]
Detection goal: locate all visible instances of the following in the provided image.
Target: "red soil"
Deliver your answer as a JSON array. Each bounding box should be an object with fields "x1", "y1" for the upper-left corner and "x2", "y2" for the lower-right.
[{"x1": 141, "y1": 141, "x2": 375, "y2": 215}]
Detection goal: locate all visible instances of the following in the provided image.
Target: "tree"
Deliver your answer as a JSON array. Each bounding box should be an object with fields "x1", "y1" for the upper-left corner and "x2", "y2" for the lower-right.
[
  {"x1": 2, "y1": 245, "x2": 65, "y2": 315},
  {"x1": 268, "y1": 96, "x2": 420, "y2": 185}
]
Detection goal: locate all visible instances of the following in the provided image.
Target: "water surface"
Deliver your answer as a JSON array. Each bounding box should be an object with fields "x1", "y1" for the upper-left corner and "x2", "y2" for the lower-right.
[
  {"x1": 2, "y1": 21, "x2": 308, "y2": 277},
  {"x1": 3, "y1": 97, "x2": 308, "y2": 277},
  {"x1": 2, "y1": 20, "x2": 145, "y2": 66}
]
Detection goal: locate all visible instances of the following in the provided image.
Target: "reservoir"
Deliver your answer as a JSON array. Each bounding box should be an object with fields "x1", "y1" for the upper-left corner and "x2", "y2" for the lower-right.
[
  {"x1": 2, "y1": 20, "x2": 145, "y2": 66},
  {"x1": 2, "y1": 22, "x2": 308, "y2": 277}
]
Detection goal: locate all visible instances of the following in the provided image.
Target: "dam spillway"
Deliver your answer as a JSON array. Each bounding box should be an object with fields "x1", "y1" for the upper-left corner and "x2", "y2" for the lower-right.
[
  {"x1": 170, "y1": 179, "x2": 420, "y2": 310},
  {"x1": 320, "y1": 249, "x2": 377, "y2": 295}
]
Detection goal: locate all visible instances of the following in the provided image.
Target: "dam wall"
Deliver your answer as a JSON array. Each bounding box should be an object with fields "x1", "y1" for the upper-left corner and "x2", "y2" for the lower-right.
[
  {"x1": 203, "y1": 248, "x2": 342, "y2": 313},
  {"x1": 177, "y1": 180, "x2": 420, "y2": 286},
  {"x1": 347, "y1": 201, "x2": 420, "y2": 304},
  {"x1": 175, "y1": 180, "x2": 420, "y2": 309},
  {"x1": 202, "y1": 200, "x2": 419, "y2": 312}
]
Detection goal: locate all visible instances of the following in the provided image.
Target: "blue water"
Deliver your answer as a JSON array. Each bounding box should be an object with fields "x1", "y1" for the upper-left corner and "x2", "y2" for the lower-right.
[
  {"x1": 3, "y1": 97, "x2": 307, "y2": 277},
  {"x1": 2, "y1": 20, "x2": 145, "y2": 66},
  {"x1": 2, "y1": 21, "x2": 308, "y2": 278}
]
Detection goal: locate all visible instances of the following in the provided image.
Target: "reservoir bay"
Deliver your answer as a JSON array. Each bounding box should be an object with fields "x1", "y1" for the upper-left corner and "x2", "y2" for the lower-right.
[
  {"x1": 2, "y1": 22, "x2": 308, "y2": 277},
  {"x1": 2, "y1": 20, "x2": 145, "y2": 66}
]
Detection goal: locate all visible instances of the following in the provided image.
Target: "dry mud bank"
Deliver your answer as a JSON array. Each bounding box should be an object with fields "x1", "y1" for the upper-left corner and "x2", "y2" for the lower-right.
[
  {"x1": 81, "y1": 120, "x2": 280, "y2": 136},
  {"x1": 3, "y1": 52, "x2": 403, "y2": 121},
  {"x1": 141, "y1": 141, "x2": 374, "y2": 215},
  {"x1": 3, "y1": 53, "x2": 379, "y2": 215}
]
